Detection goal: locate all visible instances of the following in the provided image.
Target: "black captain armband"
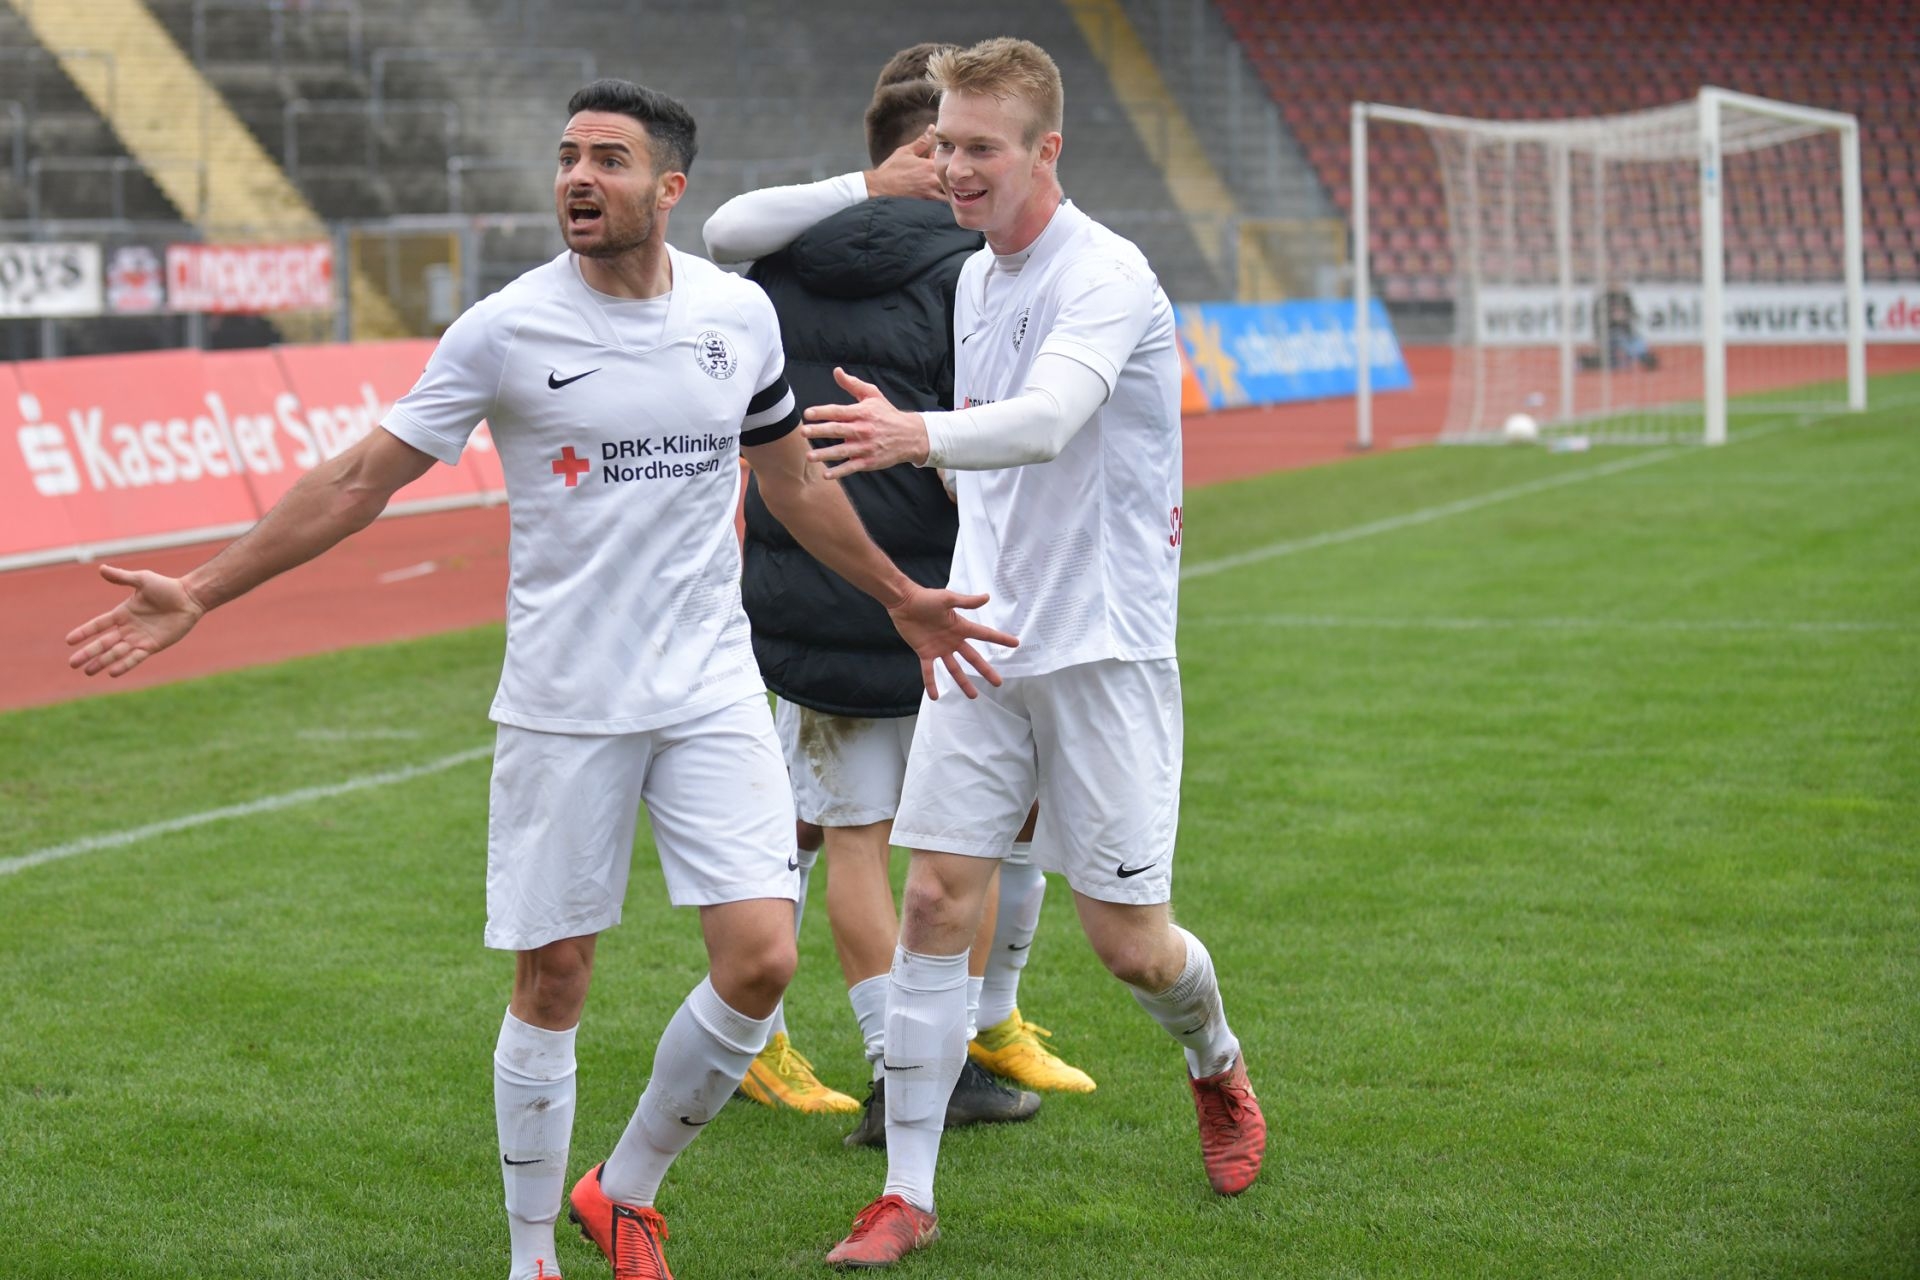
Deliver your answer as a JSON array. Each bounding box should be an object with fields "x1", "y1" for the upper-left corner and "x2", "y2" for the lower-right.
[{"x1": 740, "y1": 374, "x2": 801, "y2": 446}]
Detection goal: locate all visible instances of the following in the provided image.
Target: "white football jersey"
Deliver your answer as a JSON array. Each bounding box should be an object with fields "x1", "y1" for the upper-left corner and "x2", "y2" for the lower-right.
[
  {"x1": 948, "y1": 200, "x2": 1183, "y2": 675},
  {"x1": 384, "y1": 248, "x2": 798, "y2": 733}
]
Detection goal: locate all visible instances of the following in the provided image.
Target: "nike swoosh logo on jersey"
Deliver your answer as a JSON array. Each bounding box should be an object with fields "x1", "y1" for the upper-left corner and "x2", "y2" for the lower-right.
[
  {"x1": 502, "y1": 1155, "x2": 541, "y2": 1166},
  {"x1": 548, "y1": 368, "x2": 600, "y2": 389},
  {"x1": 960, "y1": 330, "x2": 980, "y2": 345},
  {"x1": 1116, "y1": 862, "x2": 1158, "y2": 879}
]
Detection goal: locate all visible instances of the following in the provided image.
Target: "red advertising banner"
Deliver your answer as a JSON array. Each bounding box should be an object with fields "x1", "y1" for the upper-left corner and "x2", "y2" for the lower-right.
[
  {"x1": 270, "y1": 339, "x2": 501, "y2": 506},
  {"x1": 2, "y1": 339, "x2": 508, "y2": 569},
  {"x1": 1, "y1": 361, "x2": 82, "y2": 559},
  {"x1": 12, "y1": 349, "x2": 266, "y2": 557},
  {"x1": 166, "y1": 241, "x2": 333, "y2": 314}
]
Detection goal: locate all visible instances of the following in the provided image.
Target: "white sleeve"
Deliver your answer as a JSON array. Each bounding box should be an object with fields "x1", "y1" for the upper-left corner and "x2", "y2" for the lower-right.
[
  {"x1": 1034, "y1": 255, "x2": 1158, "y2": 392},
  {"x1": 921, "y1": 352, "x2": 1111, "y2": 470},
  {"x1": 381, "y1": 300, "x2": 509, "y2": 465},
  {"x1": 701, "y1": 171, "x2": 868, "y2": 263},
  {"x1": 739, "y1": 291, "x2": 800, "y2": 446}
]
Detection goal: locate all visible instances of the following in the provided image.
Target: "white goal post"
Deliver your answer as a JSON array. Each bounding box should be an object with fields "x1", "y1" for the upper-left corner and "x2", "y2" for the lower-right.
[{"x1": 1353, "y1": 87, "x2": 1866, "y2": 447}]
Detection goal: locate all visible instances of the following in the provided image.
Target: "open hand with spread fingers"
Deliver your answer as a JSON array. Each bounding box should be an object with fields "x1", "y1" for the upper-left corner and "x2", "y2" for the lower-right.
[
  {"x1": 885, "y1": 583, "x2": 1017, "y2": 700},
  {"x1": 65, "y1": 565, "x2": 207, "y2": 677},
  {"x1": 803, "y1": 368, "x2": 932, "y2": 479}
]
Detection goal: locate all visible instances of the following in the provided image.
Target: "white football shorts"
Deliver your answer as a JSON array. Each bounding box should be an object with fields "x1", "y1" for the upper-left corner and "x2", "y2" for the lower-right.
[
  {"x1": 484, "y1": 693, "x2": 799, "y2": 951},
  {"x1": 774, "y1": 699, "x2": 918, "y2": 827},
  {"x1": 891, "y1": 657, "x2": 1182, "y2": 905}
]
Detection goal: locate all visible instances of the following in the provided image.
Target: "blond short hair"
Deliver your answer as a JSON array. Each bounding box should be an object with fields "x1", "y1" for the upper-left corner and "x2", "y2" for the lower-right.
[{"x1": 927, "y1": 37, "x2": 1063, "y2": 145}]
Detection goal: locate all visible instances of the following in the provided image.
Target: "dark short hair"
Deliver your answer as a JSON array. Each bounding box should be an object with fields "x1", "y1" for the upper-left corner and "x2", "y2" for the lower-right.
[
  {"x1": 873, "y1": 41, "x2": 956, "y2": 93},
  {"x1": 565, "y1": 79, "x2": 698, "y2": 175},
  {"x1": 863, "y1": 43, "x2": 956, "y2": 167},
  {"x1": 863, "y1": 78, "x2": 941, "y2": 166}
]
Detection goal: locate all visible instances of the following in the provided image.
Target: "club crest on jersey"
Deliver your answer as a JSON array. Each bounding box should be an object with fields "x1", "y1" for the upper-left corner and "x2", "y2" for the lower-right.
[
  {"x1": 1012, "y1": 307, "x2": 1030, "y2": 351},
  {"x1": 694, "y1": 330, "x2": 738, "y2": 380}
]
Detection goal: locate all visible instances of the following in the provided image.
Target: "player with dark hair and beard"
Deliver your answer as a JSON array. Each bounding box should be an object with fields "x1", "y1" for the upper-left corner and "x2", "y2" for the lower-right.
[{"x1": 65, "y1": 77, "x2": 1013, "y2": 1280}]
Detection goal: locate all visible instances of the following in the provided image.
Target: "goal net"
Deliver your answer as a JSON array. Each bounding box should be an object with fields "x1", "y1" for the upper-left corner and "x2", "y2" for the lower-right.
[{"x1": 1353, "y1": 88, "x2": 1866, "y2": 446}]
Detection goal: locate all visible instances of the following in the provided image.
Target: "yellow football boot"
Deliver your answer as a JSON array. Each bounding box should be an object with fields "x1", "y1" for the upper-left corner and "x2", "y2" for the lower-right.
[
  {"x1": 968, "y1": 1009, "x2": 1097, "y2": 1093},
  {"x1": 738, "y1": 1032, "x2": 861, "y2": 1114}
]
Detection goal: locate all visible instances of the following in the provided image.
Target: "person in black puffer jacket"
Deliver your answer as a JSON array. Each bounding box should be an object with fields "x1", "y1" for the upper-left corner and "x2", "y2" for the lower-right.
[{"x1": 706, "y1": 44, "x2": 1096, "y2": 1142}]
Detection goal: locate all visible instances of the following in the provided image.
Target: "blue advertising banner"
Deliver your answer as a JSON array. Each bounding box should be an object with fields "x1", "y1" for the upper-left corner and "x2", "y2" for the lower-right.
[{"x1": 1174, "y1": 299, "x2": 1411, "y2": 411}]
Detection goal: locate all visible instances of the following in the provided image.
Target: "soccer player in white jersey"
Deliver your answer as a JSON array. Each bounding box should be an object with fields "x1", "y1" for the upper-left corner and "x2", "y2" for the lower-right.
[
  {"x1": 800, "y1": 40, "x2": 1268, "y2": 1267},
  {"x1": 64, "y1": 79, "x2": 1013, "y2": 1280},
  {"x1": 705, "y1": 42, "x2": 1094, "y2": 1126}
]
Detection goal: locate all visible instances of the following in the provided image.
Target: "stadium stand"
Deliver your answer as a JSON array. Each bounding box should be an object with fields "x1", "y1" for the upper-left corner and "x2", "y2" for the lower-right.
[
  {"x1": 17, "y1": 0, "x2": 1905, "y2": 359},
  {"x1": 5, "y1": 0, "x2": 1273, "y2": 362},
  {"x1": 1218, "y1": 0, "x2": 1920, "y2": 301}
]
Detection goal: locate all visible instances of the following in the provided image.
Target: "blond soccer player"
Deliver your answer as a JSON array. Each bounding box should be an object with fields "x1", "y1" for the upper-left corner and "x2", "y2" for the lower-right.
[{"x1": 801, "y1": 39, "x2": 1267, "y2": 1269}]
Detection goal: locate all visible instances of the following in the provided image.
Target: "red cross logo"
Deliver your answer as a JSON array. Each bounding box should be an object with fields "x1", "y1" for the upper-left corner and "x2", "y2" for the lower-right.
[{"x1": 551, "y1": 445, "x2": 590, "y2": 487}]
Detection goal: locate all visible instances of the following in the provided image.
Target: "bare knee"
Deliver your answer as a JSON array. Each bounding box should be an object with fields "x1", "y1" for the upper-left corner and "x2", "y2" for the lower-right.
[
  {"x1": 710, "y1": 929, "x2": 797, "y2": 1018},
  {"x1": 899, "y1": 874, "x2": 981, "y2": 953},
  {"x1": 513, "y1": 936, "x2": 596, "y2": 1028},
  {"x1": 1095, "y1": 935, "x2": 1178, "y2": 990},
  {"x1": 1077, "y1": 900, "x2": 1185, "y2": 991}
]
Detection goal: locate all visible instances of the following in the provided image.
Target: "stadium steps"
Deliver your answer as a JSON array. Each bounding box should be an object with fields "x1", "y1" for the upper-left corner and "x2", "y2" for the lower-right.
[
  {"x1": 1113, "y1": 0, "x2": 1345, "y2": 297},
  {"x1": 1060, "y1": 0, "x2": 1289, "y2": 299},
  {"x1": 10, "y1": 0, "x2": 409, "y2": 338},
  {"x1": 192, "y1": 0, "x2": 1228, "y2": 299}
]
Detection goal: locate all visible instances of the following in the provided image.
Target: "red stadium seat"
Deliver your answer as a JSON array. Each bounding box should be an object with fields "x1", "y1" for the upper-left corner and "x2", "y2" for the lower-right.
[{"x1": 1224, "y1": 0, "x2": 1918, "y2": 281}]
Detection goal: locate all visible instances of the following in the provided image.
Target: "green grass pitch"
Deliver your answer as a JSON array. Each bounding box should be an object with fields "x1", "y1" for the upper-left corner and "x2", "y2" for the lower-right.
[{"x1": 2, "y1": 375, "x2": 1915, "y2": 1278}]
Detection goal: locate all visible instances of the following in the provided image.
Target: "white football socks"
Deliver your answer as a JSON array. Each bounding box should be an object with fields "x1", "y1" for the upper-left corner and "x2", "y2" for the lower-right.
[
  {"x1": 494, "y1": 1010, "x2": 576, "y2": 1280},
  {"x1": 977, "y1": 848, "x2": 1045, "y2": 1028},
  {"x1": 965, "y1": 975, "x2": 984, "y2": 1042},
  {"x1": 880, "y1": 946, "x2": 970, "y2": 1212},
  {"x1": 768, "y1": 842, "x2": 816, "y2": 1041},
  {"x1": 848, "y1": 973, "x2": 889, "y2": 1081},
  {"x1": 1129, "y1": 926, "x2": 1241, "y2": 1079},
  {"x1": 599, "y1": 976, "x2": 773, "y2": 1207}
]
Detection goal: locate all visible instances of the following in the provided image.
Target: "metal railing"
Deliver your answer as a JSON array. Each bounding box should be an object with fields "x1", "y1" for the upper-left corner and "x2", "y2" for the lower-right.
[
  {"x1": 0, "y1": 47, "x2": 117, "y2": 118},
  {"x1": 285, "y1": 97, "x2": 460, "y2": 174},
  {"x1": 26, "y1": 157, "x2": 209, "y2": 223},
  {"x1": 371, "y1": 48, "x2": 595, "y2": 116},
  {"x1": 1, "y1": 101, "x2": 24, "y2": 189},
  {"x1": 190, "y1": 0, "x2": 366, "y2": 74}
]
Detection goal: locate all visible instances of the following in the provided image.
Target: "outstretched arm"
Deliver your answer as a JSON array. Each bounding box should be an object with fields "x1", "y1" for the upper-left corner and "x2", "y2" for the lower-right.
[
  {"x1": 702, "y1": 129, "x2": 944, "y2": 263},
  {"x1": 801, "y1": 355, "x2": 1109, "y2": 477},
  {"x1": 65, "y1": 428, "x2": 438, "y2": 677},
  {"x1": 703, "y1": 172, "x2": 867, "y2": 264},
  {"x1": 741, "y1": 427, "x2": 1016, "y2": 698}
]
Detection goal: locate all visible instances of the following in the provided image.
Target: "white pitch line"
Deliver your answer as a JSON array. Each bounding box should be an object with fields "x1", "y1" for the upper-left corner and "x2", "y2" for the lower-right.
[
  {"x1": 1186, "y1": 613, "x2": 1913, "y2": 636},
  {"x1": 0, "y1": 745, "x2": 492, "y2": 879},
  {"x1": 1179, "y1": 406, "x2": 1859, "y2": 582},
  {"x1": 377, "y1": 560, "x2": 439, "y2": 585},
  {"x1": 1180, "y1": 447, "x2": 1686, "y2": 581},
  {"x1": 297, "y1": 727, "x2": 427, "y2": 742},
  {"x1": 1181, "y1": 389, "x2": 1920, "y2": 584}
]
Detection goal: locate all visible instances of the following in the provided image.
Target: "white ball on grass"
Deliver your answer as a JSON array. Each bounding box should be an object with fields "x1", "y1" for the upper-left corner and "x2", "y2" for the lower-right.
[{"x1": 1502, "y1": 412, "x2": 1539, "y2": 443}]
